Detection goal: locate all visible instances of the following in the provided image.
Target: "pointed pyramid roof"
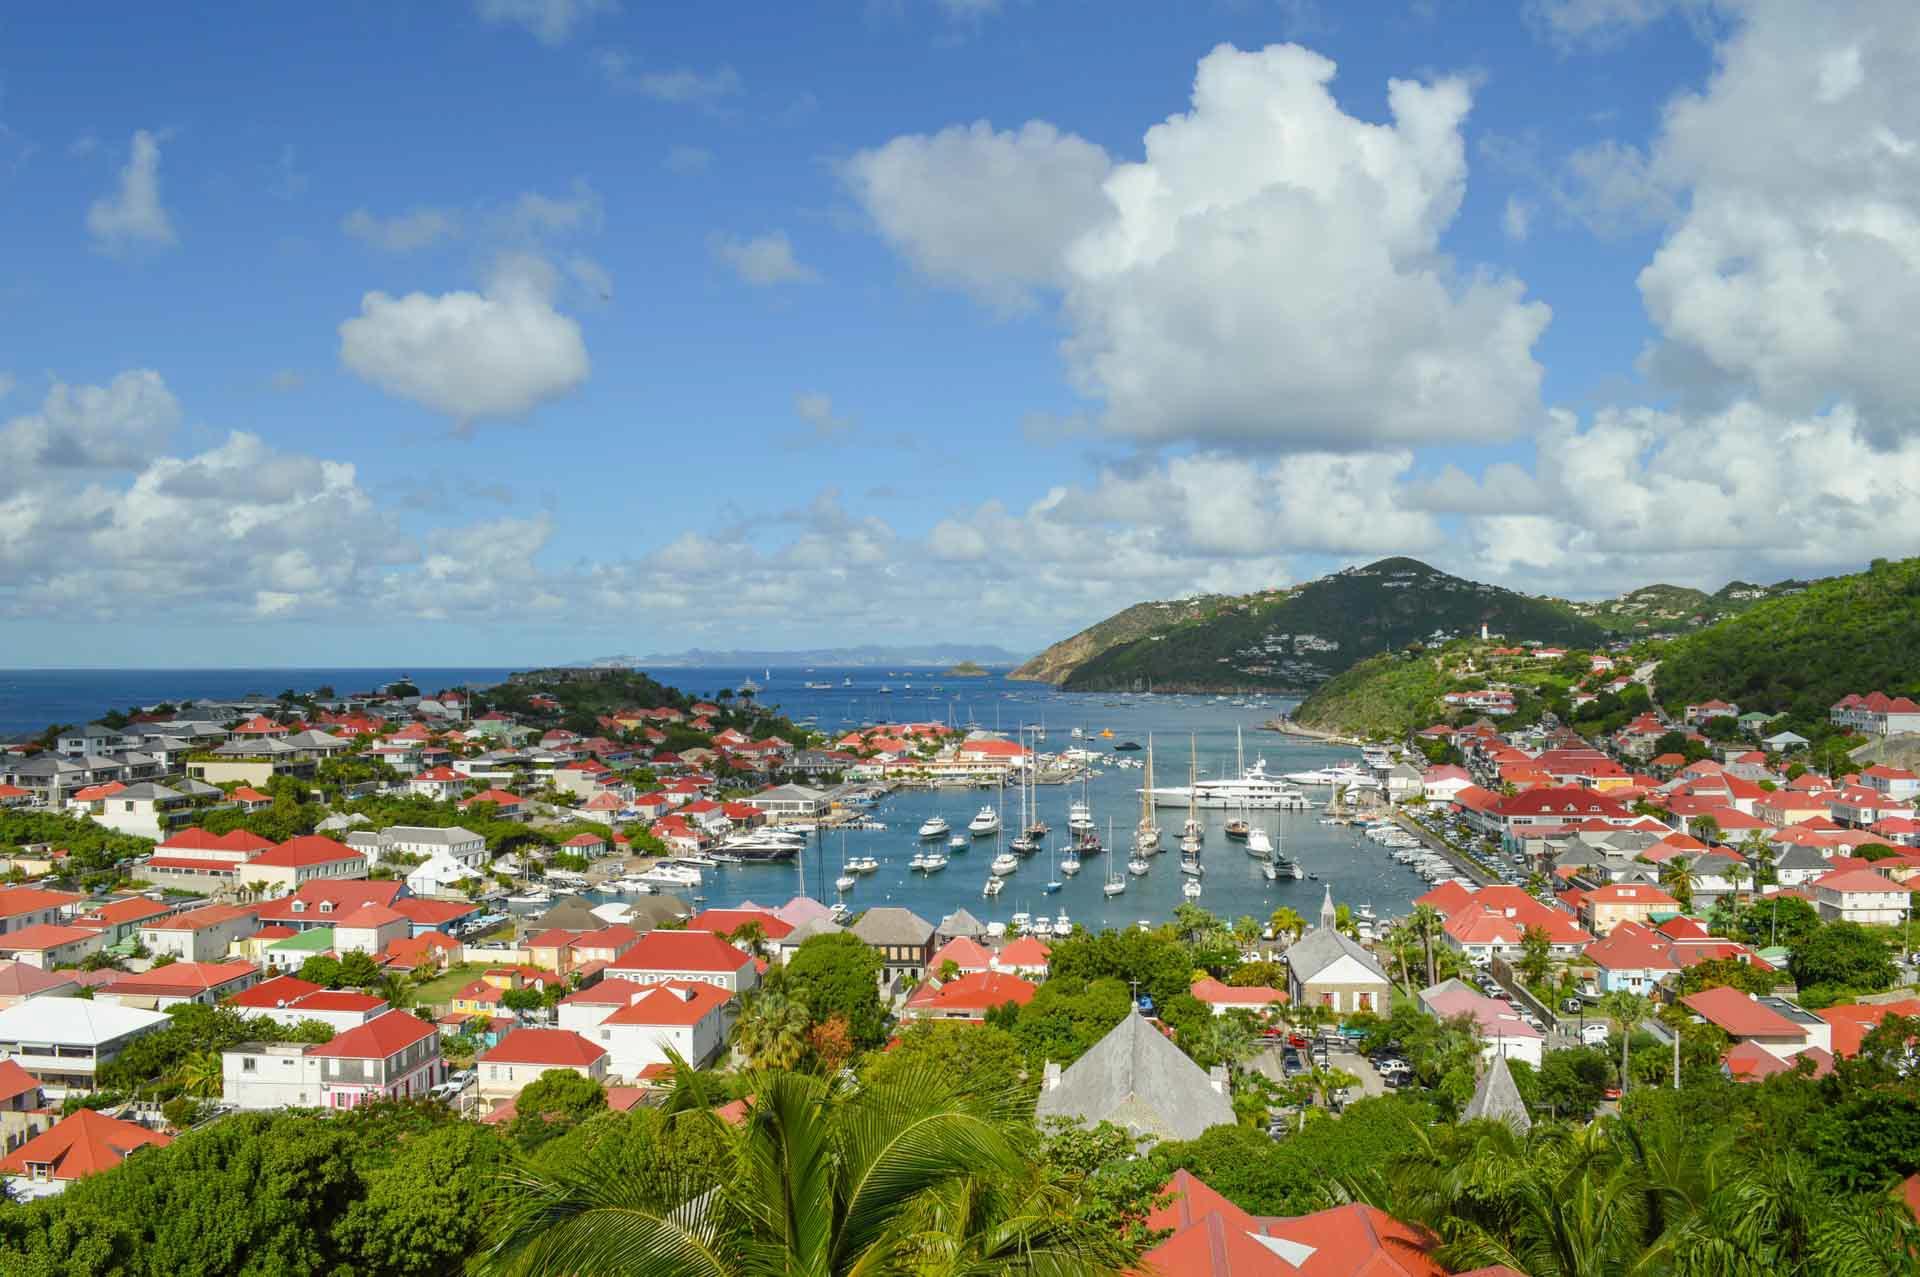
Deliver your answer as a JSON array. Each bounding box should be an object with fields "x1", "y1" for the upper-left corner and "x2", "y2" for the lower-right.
[
  {"x1": 1319, "y1": 883, "x2": 1336, "y2": 932},
  {"x1": 1034, "y1": 1007, "x2": 1234, "y2": 1142},
  {"x1": 1461, "y1": 1051, "x2": 1531, "y2": 1136},
  {"x1": 938, "y1": 907, "x2": 986, "y2": 939}
]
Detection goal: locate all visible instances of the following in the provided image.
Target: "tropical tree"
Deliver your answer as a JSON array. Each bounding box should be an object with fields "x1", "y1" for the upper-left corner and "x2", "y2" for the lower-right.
[
  {"x1": 1597, "y1": 991, "x2": 1648, "y2": 1096},
  {"x1": 1409, "y1": 904, "x2": 1444, "y2": 988},
  {"x1": 174, "y1": 1049, "x2": 223, "y2": 1099},
  {"x1": 478, "y1": 1066, "x2": 1133, "y2": 1276},
  {"x1": 732, "y1": 990, "x2": 812, "y2": 1071},
  {"x1": 1268, "y1": 906, "x2": 1306, "y2": 945},
  {"x1": 1657, "y1": 858, "x2": 1698, "y2": 913},
  {"x1": 1517, "y1": 925, "x2": 1553, "y2": 989}
]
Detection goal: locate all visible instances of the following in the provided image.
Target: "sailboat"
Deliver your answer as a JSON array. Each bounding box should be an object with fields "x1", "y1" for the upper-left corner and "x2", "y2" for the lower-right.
[
  {"x1": 1179, "y1": 735, "x2": 1203, "y2": 853},
  {"x1": 1136, "y1": 735, "x2": 1162, "y2": 852},
  {"x1": 1010, "y1": 762, "x2": 1038, "y2": 854},
  {"x1": 1060, "y1": 769, "x2": 1083, "y2": 876},
  {"x1": 1103, "y1": 818, "x2": 1126, "y2": 896},
  {"x1": 834, "y1": 834, "x2": 856, "y2": 893},
  {"x1": 1023, "y1": 737, "x2": 1048, "y2": 841},
  {"x1": 1225, "y1": 729, "x2": 1251, "y2": 840},
  {"x1": 1044, "y1": 838, "x2": 1062, "y2": 894}
]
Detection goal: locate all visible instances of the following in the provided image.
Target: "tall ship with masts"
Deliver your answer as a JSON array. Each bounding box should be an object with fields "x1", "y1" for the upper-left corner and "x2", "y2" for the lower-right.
[{"x1": 1135, "y1": 735, "x2": 1162, "y2": 852}]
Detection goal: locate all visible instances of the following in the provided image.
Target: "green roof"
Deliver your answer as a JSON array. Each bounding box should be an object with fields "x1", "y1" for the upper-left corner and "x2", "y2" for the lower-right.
[{"x1": 267, "y1": 927, "x2": 336, "y2": 952}]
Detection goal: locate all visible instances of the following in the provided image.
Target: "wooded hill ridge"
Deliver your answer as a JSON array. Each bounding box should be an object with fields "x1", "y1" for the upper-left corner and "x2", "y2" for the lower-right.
[{"x1": 1014, "y1": 557, "x2": 1817, "y2": 694}]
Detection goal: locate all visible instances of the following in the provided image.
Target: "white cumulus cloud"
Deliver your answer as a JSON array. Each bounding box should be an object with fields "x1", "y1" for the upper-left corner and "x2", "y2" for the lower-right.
[
  {"x1": 86, "y1": 130, "x2": 175, "y2": 251},
  {"x1": 843, "y1": 120, "x2": 1113, "y2": 312},
  {"x1": 338, "y1": 255, "x2": 589, "y2": 428},
  {"x1": 1062, "y1": 44, "x2": 1550, "y2": 450},
  {"x1": 1637, "y1": 0, "x2": 1920, "y2": 426},
  {"x1": 0, "y1": 370, "x2": 181, "y2": 481}
]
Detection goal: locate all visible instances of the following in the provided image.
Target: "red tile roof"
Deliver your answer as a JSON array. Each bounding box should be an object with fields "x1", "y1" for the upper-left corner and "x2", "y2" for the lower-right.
[
  {"x1": 227, "y1": 974, "x2": 325, "y2": 1008},
  {"x1": 159, "y1": 828, "x2": 276, "y2": 855},
  {"x1": 0, "y1": 924, "x2": 101, "y2": 951},
  {"x1": 481, "y1": 1027, "x2": 607, "y2": 1067},
  {"x1": 99, "y1": 961, "x2": 255, "y2": 996},
  {"x1": 0, "y1": 1059, "x2": 40, "y2": 1106},
  {"x1": 1681, "y1": 987, "x2": 1804, "y2": 1039},
  {"x1": 686, "y1": 908, "x2": 794, "y2": 941},
  {"x1": 603, "y1": 980, "x2": 735, "y2": 1027},
  {"x1": 1816, "y1": 999, "x2": 1920, "y2": 1058},
  {"x1": 0, "y1": 1109, "x2": 169, "y2": 1180},
  {"x1": 608, "y1": 931, "x2": 752, "y2": 975},
  {"x1": 390, "y1": 898, "x2": 478, "y2": 926},
  {"x1": 248, "y1": 835, "x2": 362, "y2": 868},
  {"x1": 142, "y1": 903, "x2": 258, "y2": 932},
  {"x1": 905, "y1": 971, "x2": 1036, "y2": 1015},
  {"x1": 0, "y1": 887, "x2": 84, "y2": 919},
  {"x1": 308, "y1": 1009, "x2": 438, "y2": 1059},
  {"x1": 1191, "y1": 978, "x2": 1287, "y2": 1007}
]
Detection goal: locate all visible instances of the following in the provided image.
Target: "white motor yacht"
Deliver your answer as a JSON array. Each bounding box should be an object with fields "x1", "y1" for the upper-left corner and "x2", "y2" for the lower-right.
[
  {"x1": 1247, "y1": 826, "x2": 1273, "y2": 857},
  {"x1": 1180, "y1": 857, "x2": 1204, "y2": 878},
  {"x1": 968, "y1": 806, "x2": 1001, "y2": 837},
  {"x1": 913, "y1": 852, "x2": 948, "y2": 873},
  {"x1": 949, "y1": 834, "x2": 969, "y2": 851},
  {"x1": 990, "y1": 852, "x2": 1019, "y2": 876},
  {"x1": 1262, "y1": 861, "x2": 1278, "y2": 881},
  {"x1": 919, "y1": 816, "x2": 950, "y2": 839},
  {"x1": 1054, "y1": 910, "x2": 1070, "y2": 933},
  {"x1": 1068, "y1": 799, "x2": 1094, "y2": 834},
  {"x1": 849, "y1": 856, "x2": 879, "y2": 874},
  {"x1": 640, "y1": 863, "x2": 702, "y2": 888},
  {"x1": 1182, "y1": 878, "x2": 1204, "y2": 899},
  {"x1": 835, "y1": 873, "x2": 857, "y2": 892},
  {"x1": 1127, "y1": 855, "x2": 1150, "y2": 877},
  {"x1": 982, "y1": 876, "x2": 1004, "y2": 897},
  {"x1": 1011, "y1": 911, "x2": 1031, "y2": 932}
]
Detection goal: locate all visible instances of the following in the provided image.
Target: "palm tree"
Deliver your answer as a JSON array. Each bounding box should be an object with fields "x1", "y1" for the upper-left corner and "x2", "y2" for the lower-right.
[
  {"x1": 374, "y1": 971, "x2": 413, "y2": 1010},
  {"x1": 478, "y1": 1066, "x2": 1132, "y2": 1276},
  {"x1": 1598, "y1": 991, "x2": 1648, "y2": 1096},
  {"x1": 175, "y1": 1049, "x2": 224, "y2": 1099},
  {"x1": 732, "y1": 990, "x2": 812, "y2": 1070},
  {"x1": 1409, "y1": 904, "x2": 1444, "y2": 988},
  {"x1": 1269, "y1": 906, "x2": 1306, "y2": 945},
  {"x1": 1657, "y1": 858, "x2": 1698, "y2": 913}
]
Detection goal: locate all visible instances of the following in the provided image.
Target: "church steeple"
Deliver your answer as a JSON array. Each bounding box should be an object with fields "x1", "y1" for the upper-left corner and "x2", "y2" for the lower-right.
[{"x1": 1319, "y1": 883, "x2": 1336, "y2": 932}]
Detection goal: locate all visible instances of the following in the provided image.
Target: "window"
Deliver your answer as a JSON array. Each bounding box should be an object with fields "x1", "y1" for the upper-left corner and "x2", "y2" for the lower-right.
[{"x1": 242, "y1": 1057, "x2": 256, "y2": 1072}]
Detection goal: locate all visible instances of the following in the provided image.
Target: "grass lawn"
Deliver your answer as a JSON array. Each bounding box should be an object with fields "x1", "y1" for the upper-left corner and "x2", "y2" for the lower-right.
[{"x1": 412, "y1": 962, "x2": 485, "y2": 1006}]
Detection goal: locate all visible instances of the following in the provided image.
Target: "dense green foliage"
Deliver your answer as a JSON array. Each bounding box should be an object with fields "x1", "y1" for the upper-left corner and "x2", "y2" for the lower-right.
[
  {"x1": 1293, "y1": 650, "x2": 1449, "y2": 737},
  {"x1": 1655, "y1": 555, "x2": 1920, "y2": 717},
  {"x1": 0, "y1": 809, "x2": 154, "y2": 878},
  {"x1": 776, "y1": 931, "x2": 887, "y2": 1049},
  {"x1": 1058, "y1": 558, "x2": 1604, "y2": 693},
  {"x1": 0, "y1": 1103, "x2": 502, "y2": 1276}
]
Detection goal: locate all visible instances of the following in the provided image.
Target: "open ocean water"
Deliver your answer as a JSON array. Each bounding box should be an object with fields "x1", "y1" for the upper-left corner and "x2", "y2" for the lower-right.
[{"x1": 0, "y1": 665, "x2": 1432, "y2": 928}]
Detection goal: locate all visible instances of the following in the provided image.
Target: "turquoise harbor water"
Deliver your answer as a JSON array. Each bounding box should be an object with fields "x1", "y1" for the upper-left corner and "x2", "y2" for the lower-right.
[
  {"x1": 638, "y1": 667, "x2": 1430, "y2": 930},
  {"x1": 0, "y1": 664, "x2": 1432, "y2": 928}
]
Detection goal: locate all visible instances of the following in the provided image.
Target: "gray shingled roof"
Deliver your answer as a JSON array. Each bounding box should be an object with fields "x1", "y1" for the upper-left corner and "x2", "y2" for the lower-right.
[
  {"x1": 938, "y1": 908, "x2": 986, "y2": 939},
  {"x1": 1034, "y1": 1008, "x2": 1234, "y2": 1143},
  {"x1": 1282, "y1": 927, "x2": 1389, "y2": 986},
  {"x1": 850, "y1": 907, "x2": 934, "y2": 946},
  {"x1": 1462, "y1": 1052, "x2": 1532, "y2": 1135}
]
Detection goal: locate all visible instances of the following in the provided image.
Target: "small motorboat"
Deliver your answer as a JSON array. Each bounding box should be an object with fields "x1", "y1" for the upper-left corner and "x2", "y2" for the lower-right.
[
  {"x1": 835, "y1": 873, "x2": 857, "y2": 892},
  {"x1": 1127, "y1": 856, "x2": 1150, "y2": 877},
  {"x1": 1182, "y1": 878, "x2": 1203, "y2": 899},
  {"x1": 982, "y1": 876, "x2": 1004, "y2": 896},
  {"x1": 949, "y1": 834, "x2": 969, "y2": 851}
]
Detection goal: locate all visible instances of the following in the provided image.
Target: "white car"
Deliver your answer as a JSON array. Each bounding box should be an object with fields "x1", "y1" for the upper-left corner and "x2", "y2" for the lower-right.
[{"x1": 1580, "y1": 1022, "x2": 1611, "y2": 1046}]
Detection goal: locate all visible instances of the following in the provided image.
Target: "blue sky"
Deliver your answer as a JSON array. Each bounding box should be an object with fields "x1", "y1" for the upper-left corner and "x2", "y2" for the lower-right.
[{"x1": 4, "y1": 1, "x2": 1916, "y2": 666}]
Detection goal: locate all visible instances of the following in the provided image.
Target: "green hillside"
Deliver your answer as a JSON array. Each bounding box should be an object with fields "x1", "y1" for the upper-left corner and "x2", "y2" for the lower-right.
[
  {"x1": 1552, "y1": 578, "x2": 1807, "y2": 634},
  {"x1": 1654, "y1": 556, "x2": 1920, "y2": 718},
  {"x1": 1291, "y1": 651, "x2": 1449, "y2": 738},
  {"x1": 1059, "y1": 558, "x2": 1607, "y2": 693},
  {"x1": 1009, "y1": 596, "x2": 1226, "y2": 683}
]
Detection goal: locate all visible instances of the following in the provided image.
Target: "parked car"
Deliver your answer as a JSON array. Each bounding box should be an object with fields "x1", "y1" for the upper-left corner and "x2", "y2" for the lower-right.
[{"x1": 1581, "y1": 1022, "x2": 1612, "y2": 1046}]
